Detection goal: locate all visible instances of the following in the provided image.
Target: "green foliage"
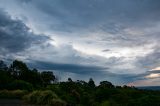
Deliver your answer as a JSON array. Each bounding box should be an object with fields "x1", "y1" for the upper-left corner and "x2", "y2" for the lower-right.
[
  {"x1": 50, "y1": 98, "x2": 66, "y2": 106},
  {"x1": 100, "y1": 101, "x2": 110, "y2": 106},
  {"x1": 41, "y1": 71, "x2": 55, "y2": 86},
  {"x1": 23, "y1": 90, "x2": 66, "y2": 106},
  {"x1": 0, "y1": 69, "x2": 13, "y2": 89},
  {"x1": 8, "y1": 80, "x2": 33, "y2": 91},
  {"x1": 99, "y1": 81, "x2": 114, "y2": 88},
  {"x1": 88, "y1": 78, "x2": 95, "y2": 88},
  {"x1": 8, "y1": 60, "x2": 29, "y2": 79},
  {"x1": 0, "y1": 90, "x2": 27, "y2": 99},
  {"x1": 0, "y1": 60, "x2": 56, "y2": 90},
  {"x1": 128, "y1": 95, "x2": 160, "y2": 106}
]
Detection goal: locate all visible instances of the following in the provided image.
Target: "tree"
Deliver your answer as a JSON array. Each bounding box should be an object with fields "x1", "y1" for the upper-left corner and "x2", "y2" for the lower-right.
[
  {"x1": 88, "y1": 78, "x2": 95, "y2": 88},
  {"x1": 68, "y1": 78, "x2": 73, "y2": 82},
  {"x1": 8, "y1": 80, "x2": 33, "y2": 91},
  {"x1": 41, "y1": 71, "x2": 55, "y2": 86},
  {"x1": 27, "y1": 68, "x2": 42, "y2": 87},
  {"x1": 0, "y1": 60, "x2": 7, "y2": 70},
  {"x1": 99, "y1": 81, "x2": 114, "y2": 88},
  {"x1": 8, "y1": 60, "x2": 29, "y2": 79},
  {"x1": 8, "y1": 60, "x2": 42, "y2": 87},
  {"x1": 0, "y1": 69, "x2": 13, "y2": 89}
]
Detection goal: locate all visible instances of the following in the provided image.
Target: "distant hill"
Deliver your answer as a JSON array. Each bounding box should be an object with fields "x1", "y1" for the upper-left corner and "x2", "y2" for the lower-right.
[{"x1": 137, "y1": 86, "x2": 160, "y2": 91}]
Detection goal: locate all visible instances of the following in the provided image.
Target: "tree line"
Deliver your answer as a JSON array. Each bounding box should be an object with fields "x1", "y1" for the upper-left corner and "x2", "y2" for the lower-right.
[
  {"x1": 0, "y1": 60, "x2": 160, "y2": 106},
  {"x1": 0, "y1": 60, "x2": 55, "y2": 90}
]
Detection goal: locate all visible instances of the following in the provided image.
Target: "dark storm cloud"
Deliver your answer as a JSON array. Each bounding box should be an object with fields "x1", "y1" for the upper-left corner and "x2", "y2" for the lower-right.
[
  {"x1": 27, "y1": 60, "x2": 140, "y2": 85},
  {"x1": 135, "y1": 47, "x2": 160, "y2": 69},
  {"x1": 0, "y1": 0, "x2": 160, "y2": 85},
  {"x1": 21, "y1": 0, "x2": 160, "y2": 32},
  {"x1": 28, "y1": 61, "x2": 108, "y2": 74},
  {"x1": 0, "y1": 9, "x2": 49, "y2": 53}
]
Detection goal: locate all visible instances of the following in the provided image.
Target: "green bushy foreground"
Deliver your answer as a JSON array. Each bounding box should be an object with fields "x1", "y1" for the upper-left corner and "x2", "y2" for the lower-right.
[
  {"x1": 0, "y1": 90, "x2": 27, "y2": 99},
  {"x1": 23, "y1": 90, "x2": 66, "y2": 106},
  {"x1": 0, "y1": 60, "x2": 160, "y2": 106}
]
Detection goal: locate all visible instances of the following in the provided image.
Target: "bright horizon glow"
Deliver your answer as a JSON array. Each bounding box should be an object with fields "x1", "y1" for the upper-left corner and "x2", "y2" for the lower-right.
[
  {"x1": 151, "y1": 67, "x2": 160, "y2": 71},
  {"x1": 145, "y1": 73, "x2": 160, "y2": 79}
]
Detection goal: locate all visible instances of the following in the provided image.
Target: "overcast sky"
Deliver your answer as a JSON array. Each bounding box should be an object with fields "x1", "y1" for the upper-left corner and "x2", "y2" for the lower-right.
[{"x1": 0, "y1": 0, "x2": 160, "y2": 86}]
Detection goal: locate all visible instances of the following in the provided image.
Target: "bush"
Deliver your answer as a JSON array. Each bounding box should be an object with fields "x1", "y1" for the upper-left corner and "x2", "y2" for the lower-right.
[
  {"x1": 37, "y1": 90, "x2": 58, "y2": 104},
  {"x1": 0, "y1": 90, "x2": 11, "y2": 98},
  {"x1": 50, "y1": 99, "x2": 67, "y2": 106},
  {"x1": 23, "y1": 90, "x2": 41, "y2": 104},
  {"x1": 23, "y1": 90, "x2": 66, "y2": 105},
  {"x1": 0, "y1": 90, "x2": 27, "y2": 99},
  {"x1": 11, "y1": 90, "x2": 28, "y2": 98},
  {"x1": 100, "y1": 101, "x2": 110, "y2": 106},
  {"x1": 8, "y1": 80, "x2": 33, "y2": 91}
]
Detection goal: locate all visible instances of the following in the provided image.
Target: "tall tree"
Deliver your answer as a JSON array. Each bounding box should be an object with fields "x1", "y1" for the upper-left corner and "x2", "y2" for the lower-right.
[
  {"x1": 88, "y1": 78, "x2": 95, "y2": 88},
  {"x1": 8, "y1": 60, "x2": 29, "y2": 79},
  {"x1": 41, "y1": 71, "x2": 55, "y2": 86}
]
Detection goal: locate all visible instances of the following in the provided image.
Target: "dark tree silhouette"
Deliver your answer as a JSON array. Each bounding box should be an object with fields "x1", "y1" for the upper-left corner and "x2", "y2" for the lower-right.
[
  {"x1": 88, "y1": 78, "x2": 95, "y2": 88},
  {"x1": 8, "y1": 60, "x2": 29, "y2": 79},
  {"x1": 41, "y1": 71, "x2": 55, "y2": 86},
  {"x1": 99, "y1": 80, "x2": 114, "y2": 88},
  {"x1": 0, "y1": 60, "x2": 7, "y2": 70},
  {"x1": 68, "y1": 78, "x2": 73, "y2": 82}
]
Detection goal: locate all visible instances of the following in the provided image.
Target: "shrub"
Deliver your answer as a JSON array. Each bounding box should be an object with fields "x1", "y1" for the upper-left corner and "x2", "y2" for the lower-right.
[
  {"x1": 37, "y1": 90, "x2": 58, "y2": 104},
  {"x1": 0, "y1": 90, "x2": 10, "y2": 98},
  {"x1": 0, "y1": 90, "x2": 27, "y2": 99},
  {"x1": 11, "y1": 90, "x2": 28, "y2": 98},
  {"x1": 50, "y1": 98, "x2": 67, "y2": 106},
  {"x1": 23, "y1": 90, "x2": 66, "y2": 105},
  {"x1": 23, "y1": 90, "x2": 40, "y2": 104},
  {"x1": 100, "y1": 101, "x2": 110, "y2": 106},
  {"x1": 8, "y1": 80, "x2": 33, "y2": 91}
]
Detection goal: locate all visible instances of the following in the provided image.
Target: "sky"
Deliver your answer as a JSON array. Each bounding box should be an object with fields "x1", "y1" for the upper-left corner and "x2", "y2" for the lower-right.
[{"x1": 0, "y1": 0, "x2": 160, "y2": 86}]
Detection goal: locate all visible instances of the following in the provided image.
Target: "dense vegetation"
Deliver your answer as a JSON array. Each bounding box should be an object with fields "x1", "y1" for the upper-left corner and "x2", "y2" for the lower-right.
[{"x1": 0, "y1": 60, "x2": 160, "y2": 106}]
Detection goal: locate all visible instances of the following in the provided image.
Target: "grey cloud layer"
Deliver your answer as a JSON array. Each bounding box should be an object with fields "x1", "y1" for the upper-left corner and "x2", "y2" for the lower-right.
[
  {"x1": 0, "y1": 0, "x2": 160, "y2": 85},
  {"x1": 0, "y1": 9, "x2": 49, "y2": 54},
  {"x1": 28, "y1": 61, "x2": 107, "y2": 74},
  {"x1": 27, "y1": 60, "x2": 138, "y2": 85},
  {"x1": 18, "y1": 0, "x2": 160, "y2": 32}
]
